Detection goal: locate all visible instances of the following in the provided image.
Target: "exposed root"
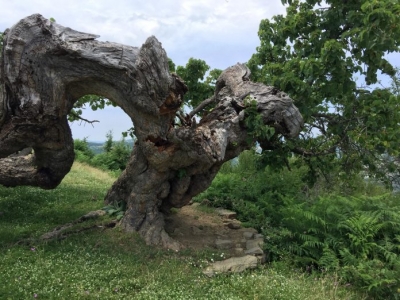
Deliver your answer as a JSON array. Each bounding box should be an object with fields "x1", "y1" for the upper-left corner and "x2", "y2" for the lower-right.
[{"x1": 14, "y1": 210, "x2": 116, "y2": 246}]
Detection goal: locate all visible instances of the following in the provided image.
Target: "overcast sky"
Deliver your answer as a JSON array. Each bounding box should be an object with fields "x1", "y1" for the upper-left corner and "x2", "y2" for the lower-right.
[{"x1": 2, "y1": 1, "x2": 399, "y2": 141}]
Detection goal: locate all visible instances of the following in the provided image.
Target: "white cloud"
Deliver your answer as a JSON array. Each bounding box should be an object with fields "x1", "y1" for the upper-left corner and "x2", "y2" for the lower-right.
[
  {"x1": 5, "y1": 1, "x2": 398, "y2": 141},
  {"x1": 1, "y1": 0, "x2": 286, "y2": 140}
]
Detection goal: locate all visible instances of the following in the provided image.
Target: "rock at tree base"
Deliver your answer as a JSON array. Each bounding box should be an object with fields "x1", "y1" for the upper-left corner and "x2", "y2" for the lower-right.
[
  {"x1": 215, "y1": 208, "x2": 237, "y2": 219},
  {"x1": 203, "y1": 255, "x2": 258, "y2": 277},
  {"x1": 215, "y1": 239, "x2": 234, "y2": 250},
  {"x1": 245, "y1": 246, "x2": 264, "y2": 256}
]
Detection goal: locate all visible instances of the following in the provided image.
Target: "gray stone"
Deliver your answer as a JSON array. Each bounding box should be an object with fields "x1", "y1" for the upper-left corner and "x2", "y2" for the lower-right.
[
  {"x1": 246, "y1": 238, "x2": 264, "y2": 249},
  {"x1": 215, "y1": 239, "x2": 233, "y2": 250},
  {"x1": 235, "y1": 240, "x2": 246, "y2": 248},
  {"x1": 243, "y1": 231, "x2": 254, "y2": 239},
  {"x1": 215, "y1": 208, "x2": 237, "y2": 219},
  {"x1": 254, "y1": 233, "x2": 264, "y2": 239},
  {"x1": 81, "y1": 210, "x2": 106, "y2": 220},
  {"x1": 245, "y1": 246, "x2": 264, "y2": 256},
  {"x1": 191, "y1": 226, "x2": 203, "y2": 235},
  {"x1": 203, "y1": 255, "x2": 258, "y2": 277},
  {"x1": 172, "y1": 228, "x2": 184, "y2": 236},
  {"x1": 227, "y1": 221, "x2": 241, "y2": 229},
  {"x1": 234, "y1": 248, "x2": 245, "y2": 256},
  {"x1": 257, "y1": 254, "x2": 267, "y2": 264}
]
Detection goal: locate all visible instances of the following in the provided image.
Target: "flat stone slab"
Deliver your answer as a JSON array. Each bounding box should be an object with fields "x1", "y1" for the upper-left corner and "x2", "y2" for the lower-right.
[
  {"x1": 246, "y1": 238, "x2": 264, "y2": 249},
  {"x1": 203, "y1": 255, "x2": 258, "y2": 277},
  {"x1": 215, "y1": 239, "x2": 234, "y2": 250},
  {"x1": 234, "y1": 248, "x2": 245, "y2": 256},
  {"x1": 215, "y1": 208, "x2": 237, "y2": 219},
  {"x1": 245, "y1": 246, "x2": 264, "y2": 256},
  {"x1": 226, "y1": 221, "x2": 241, "y2": 229},
  {"x1": 243, "y1": 231, "x2": 255, "y2": 239}
]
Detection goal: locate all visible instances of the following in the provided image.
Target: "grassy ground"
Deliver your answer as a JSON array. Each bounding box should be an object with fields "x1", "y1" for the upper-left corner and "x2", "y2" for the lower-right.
[{"x1": 0, "y1": 162, "x2": 365, "y2": 299}]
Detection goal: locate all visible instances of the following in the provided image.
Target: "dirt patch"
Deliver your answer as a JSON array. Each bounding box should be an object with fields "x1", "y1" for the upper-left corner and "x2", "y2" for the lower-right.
[{"x1": 165, "y1": 203, "x2": 260, "y2": 257}]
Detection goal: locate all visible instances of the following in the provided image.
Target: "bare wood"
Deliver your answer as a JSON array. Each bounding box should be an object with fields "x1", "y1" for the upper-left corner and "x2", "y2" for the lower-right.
[
  {"x1": 188, "y1": 95, "x2": 215, "y2": 118},
  {"x1": 0, "y1": 15, "x2": 303, "y2": 248}
]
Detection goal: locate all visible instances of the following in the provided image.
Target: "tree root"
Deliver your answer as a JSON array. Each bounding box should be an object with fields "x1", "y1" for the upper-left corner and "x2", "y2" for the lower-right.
[{"x1": 14, "y1": 210, "x2": 116, "y2": 246}]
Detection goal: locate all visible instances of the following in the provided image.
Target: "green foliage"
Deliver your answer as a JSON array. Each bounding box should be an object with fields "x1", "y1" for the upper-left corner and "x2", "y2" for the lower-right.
[
  {"x1": 249, "y1": 0, "x2": 400, "y2": 184},
  {"x1": 177, "y1": 168, "x2": 187, "y2": 179},
  {"x1": 68, "y1": 94, "x2": 116, "y2": 122},
  {"x1": 168, "y1": 58, "x2": 176, "y2": 73},
  {"x1": 197, "y1": 149, "x2": 309, "y2": 229},
  {"x1": 196, "y1": 150, "x2": 400, "y2": 298},
  {"x1": 176, "y1": 58, "x2": 222, "y2": 110},
  {"x1": 102, "y1": 202, "x2": 126, "y2": 221},
  {"x1": 289, "y1": 195, "x2": 400, "y2": 299},
  {"x1": 73, "y1": 137, "x2": 95, "y2": 163},
  {"x1": 391, "y1": 68, "x2": 400, "y2": 96},
  {"x1": 74, "y1": 133, "x2": 131, "y2": 171},
  {"x1": 92, "y1": 139, "x2": 131, "y2": 171},
  {"x1": 121, "y1": 126, "x2": 136, "y2": 139},
  {"x1": 103, "y1": 130, "x2": 114, "y2": 153},
  {"x1": 243, "y1": 98, "x2": 276, "y2": 142}
]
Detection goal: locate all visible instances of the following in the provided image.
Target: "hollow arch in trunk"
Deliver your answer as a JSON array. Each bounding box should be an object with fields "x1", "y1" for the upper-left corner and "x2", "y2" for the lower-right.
[{"x1": 0, "y1": 15, "x2": 303, "y2": 249}]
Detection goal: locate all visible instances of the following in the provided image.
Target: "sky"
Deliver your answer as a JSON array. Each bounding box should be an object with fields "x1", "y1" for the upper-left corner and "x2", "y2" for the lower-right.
[
  {"x1": 1, "y1": 0, "x2": 287, "y2": 141},
  {"x1": 1, "y1": 1, "x2": 399, "y2": 141}
]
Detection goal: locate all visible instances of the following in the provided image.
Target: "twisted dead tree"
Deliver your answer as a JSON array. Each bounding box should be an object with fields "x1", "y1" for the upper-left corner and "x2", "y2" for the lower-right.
[{"x1": 0, "y1": 15, "x2": 303, "y2": 249}]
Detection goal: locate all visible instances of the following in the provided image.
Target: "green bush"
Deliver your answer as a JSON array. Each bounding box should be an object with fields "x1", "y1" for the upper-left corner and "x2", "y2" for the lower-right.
[
  {"x1": 197, "y1": 149, "x2": 309, "y2": 229},
  {"x1": 196, "y1": 150, "x2": 400, "y2": 299},
  {"x1": 74, "y1": 134, "x2": 131, "y2": 172},
  {"x1": 91, "y1": 139, "x2": 130, "y2": 171},
  {"x1": 74, "y1": 138, "x2": 95, "y2": 164},
  {"x1": 281, "y1": 194, "x2": 400, "y2": 299}
]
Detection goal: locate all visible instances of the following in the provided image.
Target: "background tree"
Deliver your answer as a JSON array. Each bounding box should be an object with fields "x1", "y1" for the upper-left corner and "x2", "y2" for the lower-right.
[
  {"x1": 174, "y1": 58, "x2": 221, "y2": 109},
  {"x1": 248, "y1": 0, "x2": 400, "y2": 185},
  {"x1": 168, "y1": 58, "x2": 222, "y2": 123},
  {"x1": 68, "y1": 94, "x2": 115, "y2": 125}
]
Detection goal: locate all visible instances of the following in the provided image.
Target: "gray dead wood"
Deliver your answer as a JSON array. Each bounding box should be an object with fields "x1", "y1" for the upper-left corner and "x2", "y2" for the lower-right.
[{"x1": 0, "y1": 14, "x2": 303, "y2": 249}]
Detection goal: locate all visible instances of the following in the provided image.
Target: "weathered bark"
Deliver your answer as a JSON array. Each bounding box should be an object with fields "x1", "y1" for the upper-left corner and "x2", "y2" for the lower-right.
[{"x1": 0, "y1": 15, "x2": 303, "y2": 249}]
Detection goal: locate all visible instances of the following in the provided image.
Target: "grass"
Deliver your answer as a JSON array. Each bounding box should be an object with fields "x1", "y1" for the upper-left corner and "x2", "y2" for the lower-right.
[{"x1": 0, "y1": 162, "x2": 365, "y2": 299}]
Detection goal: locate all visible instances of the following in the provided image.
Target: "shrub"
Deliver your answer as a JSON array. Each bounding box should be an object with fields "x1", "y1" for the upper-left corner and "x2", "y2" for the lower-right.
[
  {"x1": 196, "y1": 149, "x2": 400, "y2": 299},
  {"x1": 74, "y1": 134, "x2": 132, "y2": 172},
  {"x1": 74, "y1": 138, "x2": 95, "y2": 163},
  {"x1": 91, "y1": 139, "x2": 131, "y2": 171}
]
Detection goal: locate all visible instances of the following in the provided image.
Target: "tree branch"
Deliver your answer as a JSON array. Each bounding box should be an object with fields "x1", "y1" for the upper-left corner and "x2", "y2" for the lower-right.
[
  {"x1": 70, "y1": 112, "x2": 100, "y2": 127},
  {"x1": 188, "y1": 96, "x2": 215, "y2": 118}
]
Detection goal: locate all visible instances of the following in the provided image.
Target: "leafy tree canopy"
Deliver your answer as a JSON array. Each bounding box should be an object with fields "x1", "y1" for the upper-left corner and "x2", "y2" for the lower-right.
[
  {"x1": 174, "y1": 58, "x2": 222, "y2": 109},
  {"x1": 248, "y1": 0, "x2": 400, "y2": 185},
  {"x1": 67, "y1": 94, "x2": 115, "y2": 123}
]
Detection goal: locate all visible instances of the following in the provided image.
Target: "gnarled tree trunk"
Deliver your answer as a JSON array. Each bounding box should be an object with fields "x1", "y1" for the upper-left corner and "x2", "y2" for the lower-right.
[{"x1": 0, "y1": 15, "x2": 303, "y2": 249}]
